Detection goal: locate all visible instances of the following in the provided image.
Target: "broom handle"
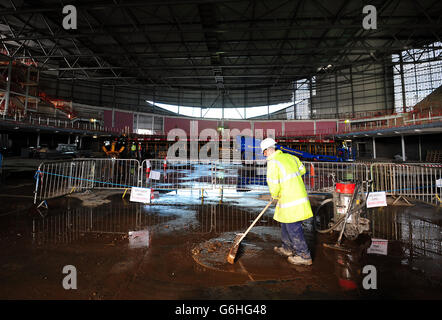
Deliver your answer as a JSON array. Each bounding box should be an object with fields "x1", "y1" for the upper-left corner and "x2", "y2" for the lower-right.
[{"x1": 237, "y1": 199, "x2": 274, "y2": 244}]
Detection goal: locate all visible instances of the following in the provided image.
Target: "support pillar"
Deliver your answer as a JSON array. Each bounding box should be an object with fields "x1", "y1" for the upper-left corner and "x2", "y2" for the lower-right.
[
  {"x1": 399, "y1": 54, "x2": 407, "y2": 113},
  {"x1": 24, "y1": 66, "x2": 31, "y2": 115},
  {"x1": 349, "y1": 66, "x2": 355, "y2": 117},
  {"x1": 309, "y1": 78, "x2": 314, "y2": 119},
  {"x1": 334, "y1": 72, "x2": 339, "y2": 118},
  {"x1": 372, "y1": 137, "x2": 376, "y2": 159},
  {"x1": 267, "y1": 87, "x2": 270, "y2": 120},
  {"x1": 36, "y1": 133, "x2": 40, "y2": 148},
  {"x1": 401, "y1": 135, "x2": 406, "y2": 161},
  {"x1": 418, "y1": 136, "x2": 422, "y2": 161},
  {"x1": 4, "y1": 60, "x2": 12, "y2": 116}
]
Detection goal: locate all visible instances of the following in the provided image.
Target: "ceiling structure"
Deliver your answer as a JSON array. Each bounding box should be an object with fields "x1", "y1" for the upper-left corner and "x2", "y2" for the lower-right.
[{"x1": 0, "y1": 0, "x2": 441, "y2": 109}]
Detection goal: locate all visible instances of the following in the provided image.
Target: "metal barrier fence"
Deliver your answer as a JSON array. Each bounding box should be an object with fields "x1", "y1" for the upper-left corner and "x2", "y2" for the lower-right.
[
  {"x1": 34, "y1": 158, "x2": 140, "y2": 204},
  {"x1": 139, "y1": 159, "x2": 216, "y2": 191},
  {"x1": 34, "y1": 158, "x2": 442, "y2": 206},
  {"x1": 370, "y1": 163, "x2": 442, "y2": 205}
]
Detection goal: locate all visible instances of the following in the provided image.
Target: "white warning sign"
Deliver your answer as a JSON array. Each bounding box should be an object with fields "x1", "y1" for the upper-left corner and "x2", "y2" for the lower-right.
[
  {"x1": 366, "y1": 191, "x2": 387, "y2": 208},
  {"x1": 149, "y1": 170, "x2": 161, "y2": 180},
  {"x1": 367, "y1": 238, "x2": 388, "y2": 255},
  {"x1": 130, "y1": 187, "x2": 151, "y2": 203}
]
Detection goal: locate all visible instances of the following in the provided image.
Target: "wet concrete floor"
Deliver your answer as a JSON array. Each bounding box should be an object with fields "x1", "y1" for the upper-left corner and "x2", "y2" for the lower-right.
[{"x1": 0, "y1": 181, "x2": 441, "y2": 300}]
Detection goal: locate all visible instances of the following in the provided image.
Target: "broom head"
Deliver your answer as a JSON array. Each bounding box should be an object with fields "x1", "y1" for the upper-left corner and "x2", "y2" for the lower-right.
[{"x1": 226, "y1": 233, "x2": 244, "y2": 264}]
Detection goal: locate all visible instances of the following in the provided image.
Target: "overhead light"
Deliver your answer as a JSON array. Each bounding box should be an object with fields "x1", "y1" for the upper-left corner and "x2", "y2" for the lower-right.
[
  {"x1": 394, "y1": 131, "x2": 400, "y2": 134},
  {"x1": 414, "y1": 129, "x2": 421, "y2": 132},
  {"x1": 377, "y1": 132, "x2": 382, "y2": 135},
  {"x1": 14, "y1": 126, "x2": 19, "y2": 130}
]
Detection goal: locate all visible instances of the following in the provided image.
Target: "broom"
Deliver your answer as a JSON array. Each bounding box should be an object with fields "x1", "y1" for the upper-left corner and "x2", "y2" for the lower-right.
[{"x1": 227, "y1": 199, "x2": 274, "y2": 264}]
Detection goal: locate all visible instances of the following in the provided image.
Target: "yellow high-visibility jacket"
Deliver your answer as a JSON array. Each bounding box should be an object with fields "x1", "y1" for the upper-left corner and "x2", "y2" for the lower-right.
[{"x1": 266, "y1": 150, "x2": 313, "y2": 223}]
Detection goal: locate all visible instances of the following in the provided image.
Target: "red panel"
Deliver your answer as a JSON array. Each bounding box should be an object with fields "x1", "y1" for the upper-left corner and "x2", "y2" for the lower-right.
[
  {"x1": 316, "y1": 121, "x2": 337, "y2": 135},
  {"x1": 164, "y1": 117, "x2": 190, "y2": 136},
  {"x1": 224, "y1": 121, "x2": 251, "y2": 132},
  {"x1": 114, "y1": 111, "x2": 133, "y2": 133},
  {"x1": 103, "y1": 110, "x2": 133, "y2": 133},
  {"x1": 197, "y1": 119, "x2": 218, "y2": 132},
  {"x1": 284, "y1": 121, "x2": 314, "y2": 136},
  {"x1": 337, "y1": 122, "x2": 347, "y2": 133},
  {"x1": 103, "y1": 110, "x2": 113, "y2": 129},
  {"x1": 254, "y1": 121, "x2": 282, "y2": 136}
]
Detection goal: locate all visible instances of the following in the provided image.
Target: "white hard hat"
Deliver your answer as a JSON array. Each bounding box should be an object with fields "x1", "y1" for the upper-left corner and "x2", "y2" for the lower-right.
[{"x1": 260, "y1": 138, "x2": 277, "y2": 153}]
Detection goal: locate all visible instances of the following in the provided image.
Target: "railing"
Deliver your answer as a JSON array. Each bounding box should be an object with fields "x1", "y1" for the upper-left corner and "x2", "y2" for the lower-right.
[
  {"x1": 33, "y1": 158, "x2": 442, "y2": 206},
  {"x1": 34, "y1": 159, "x2": 140, "y2": 204},
  {"x1": 338, "y1": 109, "x2": 442, "y2": 134},
  {"x1": 370, "y1": 162, "x2": 442, "y2": 205},
  {"x1": 0, "y1": 112, "x2": 124, "y2": 134}
]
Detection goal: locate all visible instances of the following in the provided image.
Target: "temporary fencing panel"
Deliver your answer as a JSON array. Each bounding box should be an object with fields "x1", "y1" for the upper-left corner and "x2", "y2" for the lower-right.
[
  {"x1": 139, "y1": 159, "x2": 215, "y2": 191},
  {"x1": 34, "y1": 159, "x2": 140, "y2": 204},
  {"x1": 370, "y1": 163, "x2": 442, "y2": 205},
  {"x1": 34, "y1": 158, "x2": 442, "y2": 206}
]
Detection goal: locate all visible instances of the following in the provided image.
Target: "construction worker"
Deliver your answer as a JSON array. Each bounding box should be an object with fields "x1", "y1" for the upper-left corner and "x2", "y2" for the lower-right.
[
  {"x1": 130, "y1": 142, "x2": 137, "y2": 159},
  {"x1": 261, "y1": 137, "x2": 313, "y2": 266}
]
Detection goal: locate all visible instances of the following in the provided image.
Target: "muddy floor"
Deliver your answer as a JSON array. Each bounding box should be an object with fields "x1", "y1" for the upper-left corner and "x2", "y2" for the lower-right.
[{"x1": 0, "y1": 175, "x2": 441, "y2": 300}]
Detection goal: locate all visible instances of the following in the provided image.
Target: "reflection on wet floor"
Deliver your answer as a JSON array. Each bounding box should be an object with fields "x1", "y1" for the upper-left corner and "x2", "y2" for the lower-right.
[
  {"x1": 30, "y1": 198, "x2": 281, "y2": 245},
  {"x1": 367, "y1": 207, "x2": 442, "y2": 259},
  {"x1": 1, "y1": 189, "x2": 441, "y2": 299},
  {"x1": 29, "y1": 194, "x2": 442, "y2": 260}
]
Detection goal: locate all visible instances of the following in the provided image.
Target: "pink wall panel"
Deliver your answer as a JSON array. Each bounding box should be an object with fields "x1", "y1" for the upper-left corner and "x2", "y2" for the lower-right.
[
  {"x1": 284, "y1": 121, "x2": 314, "y2": 136},
  {"x1": 103, "y1": 110, "x2": 113, "y2": 129},
  {"x1": 196, "y1": 119, "x2": 218, "y2": 132},
  {"x1": 337, "y1": 122, "x2": 347, "y2": 134},
  {"x1": 224, "y1": 121, "x2": 251, "y2": 132},
  {"x1": 103, "y1": 110, "x2": 133, "y2": 133},
  {"x1": 253, "y1": 122, "x2": 282, "y2": 136},
  {"x1": 114, "y1": 111, "x2": 133, "y2": 133},
  {"x1": 316, "y1": 121, "x2": 337, "y2": 135},
  {"x1": 164, "y1": 117, "x2": 191, "y2": 136}
]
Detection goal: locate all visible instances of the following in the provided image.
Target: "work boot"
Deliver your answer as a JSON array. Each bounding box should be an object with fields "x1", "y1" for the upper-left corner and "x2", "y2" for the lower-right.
[
  {"x1": 274, "y1": 246, "x2": 293, "y2": 257},
  {"x1": 287, "y1": 255, "x2": 312, "y2": 266}
]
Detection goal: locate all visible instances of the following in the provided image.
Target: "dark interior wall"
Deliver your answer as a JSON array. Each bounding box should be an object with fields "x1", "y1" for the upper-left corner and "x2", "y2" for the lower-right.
[
  {"x1": 420, "y1": 133, "x2": 442, "y2": 160},
  {"x1": 403, "y1": 135, "x2": 420, "y2": 161},
  {"x1": 353, "y1": 133, "x2": 442, "y2": 161},
  {"x1": 399, "y1": 133, "x2": 442, "y2": 161},
  {"x1": 374, "y1": 136, "x2": 402, "y2": 159}
]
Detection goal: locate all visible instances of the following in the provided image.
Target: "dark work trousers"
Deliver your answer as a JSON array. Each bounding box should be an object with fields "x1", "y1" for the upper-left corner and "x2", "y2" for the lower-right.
[{"x1": 281, "y1": 221, "x2": 311, "y2": 259}]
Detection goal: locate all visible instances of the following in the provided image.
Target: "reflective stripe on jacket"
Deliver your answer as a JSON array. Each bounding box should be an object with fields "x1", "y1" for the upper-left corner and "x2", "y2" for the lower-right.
[{"x1": 266, "y1": 150, "x2": 313, "y2": 223}]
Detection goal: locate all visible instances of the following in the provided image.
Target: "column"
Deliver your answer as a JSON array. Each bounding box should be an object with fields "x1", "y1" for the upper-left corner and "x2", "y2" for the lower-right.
[
  {"x1": 372, "y1": 137, "x2": 376, "y2": 159},
  {"x1": 401, "y1": 135, "x2": 406, "y2": 161},
  {"x1": 418, "y1": 136, "x2": 422, "y2": 161},
  {"x1": 4, "y1": 60, "x2": 12, "y2": 115},
  {"x1": 24, "y1": 66, "x2": 31, "y2": 115}
]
